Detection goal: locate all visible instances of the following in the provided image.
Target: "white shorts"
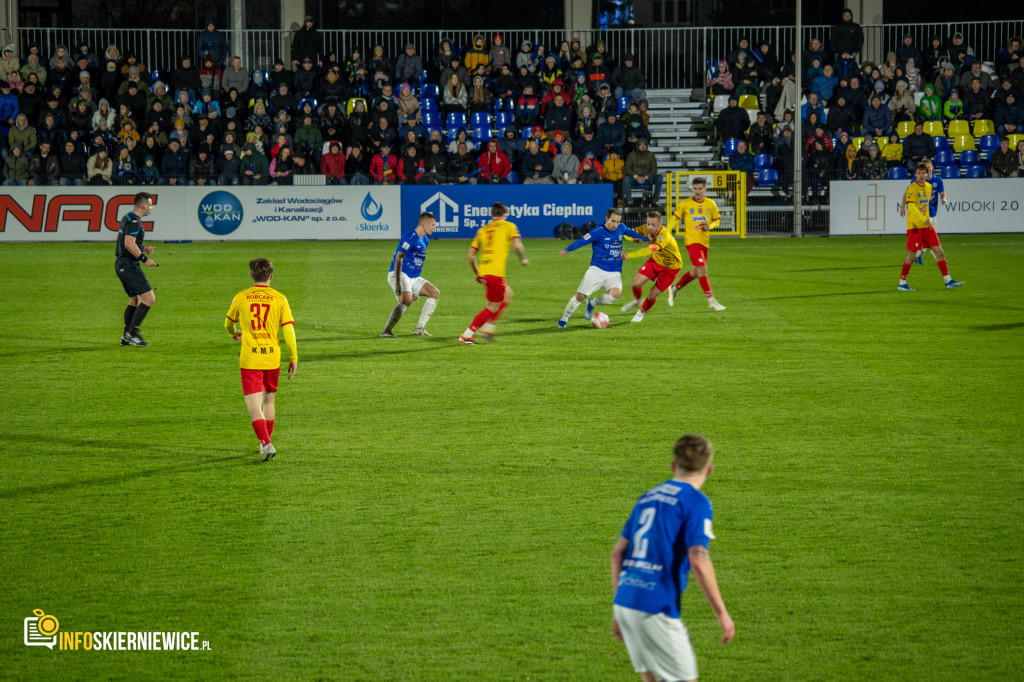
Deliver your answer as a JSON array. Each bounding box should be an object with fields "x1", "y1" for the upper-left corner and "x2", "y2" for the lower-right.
[
  {"x1": 614, "y1": 604, "x2": 697, "y2": 682},
  {"x1": 387, "y1": 270, "x2": 429, "y2": 300},
  {"x1": 577, "y1": 266, "x2": 622, "y2": 297}
]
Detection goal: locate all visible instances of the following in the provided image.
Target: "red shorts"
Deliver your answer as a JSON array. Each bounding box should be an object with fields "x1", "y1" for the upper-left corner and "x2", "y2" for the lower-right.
[
  {"x1": 241, "y1": 367, "x2": 280, "y2": 395},
  {"x1": 481, "y1": 274, "x2": 507, "y2": 303},
  {"x1": 686, "y1": 243, "x2": 709, "y2": 267},
  {"x1": 638, "y1": 259, "x2": 680, "y2": 291},
  {"x1": 906, "y1": 227, "x2": 940, "y2": 251}
]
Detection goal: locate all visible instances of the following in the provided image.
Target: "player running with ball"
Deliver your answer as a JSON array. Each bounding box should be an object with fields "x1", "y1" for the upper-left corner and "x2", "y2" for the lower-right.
[
  {"x1": 897, "y1": 162, "x2": 964, "y2": 292},
  {"x1": 666, "y1": 177, "x2": 726, "y2": 312},
  {"x1": 557, "y1": 208, "x2": 649, "y2": 328},
  {"x1": 619, "y1": 211, "x2": 682, "y2": 323}
]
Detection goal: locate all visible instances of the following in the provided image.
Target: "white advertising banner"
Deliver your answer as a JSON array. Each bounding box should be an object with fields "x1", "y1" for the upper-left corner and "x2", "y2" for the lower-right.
[
  {"x1": 0, "y1": 186, "x2": 402, "y2": 241},
  {"x1": 830, "y1": 179, "x2": 1024, "y2": 235}
]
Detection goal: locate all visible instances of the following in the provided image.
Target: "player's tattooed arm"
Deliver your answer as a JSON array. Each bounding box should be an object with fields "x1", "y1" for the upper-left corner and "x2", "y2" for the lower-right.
[{"x1": 688, "y1": 545, "x2": 710, "y2": 561}]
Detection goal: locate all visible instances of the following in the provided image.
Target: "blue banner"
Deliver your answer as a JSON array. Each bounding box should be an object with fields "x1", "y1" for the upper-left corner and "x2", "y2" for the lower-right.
[{"x1": 400, "y1": 184, "x2": 613, "y2": 238}]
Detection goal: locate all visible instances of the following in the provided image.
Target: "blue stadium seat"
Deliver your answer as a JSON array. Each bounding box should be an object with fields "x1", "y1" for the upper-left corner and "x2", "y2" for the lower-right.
[
  {"x1": 933, "y1": 150, "x2": 954, "y2": 167},
  {"x1": 888, "y1": 166, "x2": 909, "y2": 180},
  {"x1": 421, "y1": 98, "x2": 438, "y2": 113},
  {"x1": 447, "y1": 128, "x2": 462, "y2": 143},
  {"x1": 754, "y1": 153, "x2": 773, "y2": 170},
  {"x1": 932, "y1": 136, "x2": 950, "y2": 153},
  {"x1": 522, "y1": 128, "x2": 534, "y2": 141},
  {"x1": 756, "y1": 169, "x2": 779, "y2": 186},
  {"x1": 617, "y1": 96, "x2": 631, "y2": 114},
  {"x1": 723, "y1": 138, "x2": 741, "y2": 156},
  {"x1": 965, "y1": 164, "x2": 987, "y2": 178},
  {"x1": 939, "y1": 165, "x2": 960, "y2": 179},
  {"x1": 417, "y1": 70, "x2": 429, "y2": 93},
  {"x1": 959, "y1": 150, "x2": 979, "y2": 167},
  {"x1": 446, "y1": 112, "x2": 467, "y2": 131},
  {"x1": 471, "y1": 111, "x2": 490, "y2": 128},
  {"x1": 977, "y1": 134, "x2": 999, "y2": 160},
  {"x1": 422, "y1": 84, "x2": 439, "y2": 99},
  {"x1": 507, "y1": 171, "x2": 519, "y2": 184},
  {"x1": 473, "y1": 127, "x2": 492, "y2": 145},
  {"x1": 495, "y1": 111, "x2": 513, "y2": 127}
]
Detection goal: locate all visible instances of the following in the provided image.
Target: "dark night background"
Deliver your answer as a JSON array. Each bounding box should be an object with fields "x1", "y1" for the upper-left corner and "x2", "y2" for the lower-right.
[{"x1": 13, "y1": 0, "x2": 1023, "y2": 30}]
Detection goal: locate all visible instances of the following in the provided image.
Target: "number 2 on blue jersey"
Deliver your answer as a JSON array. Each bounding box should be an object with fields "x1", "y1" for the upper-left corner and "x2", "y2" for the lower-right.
[{"x1": 631, "y1": 507, "x2": 656, "y2": 559}]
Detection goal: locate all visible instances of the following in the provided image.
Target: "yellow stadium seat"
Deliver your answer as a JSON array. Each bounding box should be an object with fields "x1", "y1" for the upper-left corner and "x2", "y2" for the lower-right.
[
  {"x1": 947, "y1": 120, "x2": 970, "y2": 138},
  {"x1": 851, "y1": 136, "x2": 865, "y2": 151},
  {"x1": 897, "y1": 120, "x2": 915, "y2": 138},
  {"x1": 1007, "y1": 133, "x2": 1024, "y2": 150},
  {"x1": 953, "y1": 134, "x2": 977, "y2": 152},
  {"x1": 346, "y1": 97, "x2": 367, "y2": 117},
  {"x1": 922, "y1": 121, "x2": 944, "y2": 137},
  {"x1": 738, "y1": 94, "x2": 759, "y2": 110},
  {"x1": 972, "y1": 119, "x2": 995, "y2": 137}
]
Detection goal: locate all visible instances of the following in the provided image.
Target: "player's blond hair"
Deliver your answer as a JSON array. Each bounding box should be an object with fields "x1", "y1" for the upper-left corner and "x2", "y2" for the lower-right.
[
  {"x1": 674, "y1": 434, "x2": 714, "y2": 473},
  {"x1": 250, "y1": 258, "x2": 274, "y2": 282}
]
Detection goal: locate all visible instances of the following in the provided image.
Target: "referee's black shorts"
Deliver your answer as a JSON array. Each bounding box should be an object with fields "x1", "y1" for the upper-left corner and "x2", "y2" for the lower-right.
[{"x1": 115, "y1": 258, "x2": 152, "y2": 297}]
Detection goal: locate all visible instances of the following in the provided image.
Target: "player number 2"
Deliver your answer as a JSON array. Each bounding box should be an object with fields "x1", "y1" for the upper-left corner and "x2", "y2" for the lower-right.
[
  {"x1": 250, "y1": 303, "x2": 270, "y2": 330},
  {"x1": 631, "y1": 508, "x2": 656, "y2": 559}
]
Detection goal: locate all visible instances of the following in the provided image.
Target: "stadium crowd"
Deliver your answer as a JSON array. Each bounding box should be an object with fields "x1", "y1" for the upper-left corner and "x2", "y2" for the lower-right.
[
  {"x1": 0, "y1": 17, "x2": 660, "y2": 202},
  {"x1": 708, "y1": 9, "x2": 1024, "y2": 201}
]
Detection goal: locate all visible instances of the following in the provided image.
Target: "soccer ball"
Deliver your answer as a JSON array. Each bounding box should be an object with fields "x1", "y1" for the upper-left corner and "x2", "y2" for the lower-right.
[{"x1": 591, "y1": 311, "x2": 610, "y2": 328}]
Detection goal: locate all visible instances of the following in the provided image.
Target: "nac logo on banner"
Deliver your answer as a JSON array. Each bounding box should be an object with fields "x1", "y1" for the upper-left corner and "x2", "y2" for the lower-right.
[
  {"x1": 419, "y1": 192, "x2": 460, "y2": 232},
  {"x1": 198, "y1": 191, "x2": 244, "y2": 235}
]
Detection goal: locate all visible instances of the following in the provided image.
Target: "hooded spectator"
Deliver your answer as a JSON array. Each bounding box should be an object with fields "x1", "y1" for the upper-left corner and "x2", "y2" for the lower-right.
[
  {"x1": 291, "y1": 15, "x2": 323, "y2": 67},
  {"x1": 196, "y1": 18, "x2": 228, "y2": 67}
]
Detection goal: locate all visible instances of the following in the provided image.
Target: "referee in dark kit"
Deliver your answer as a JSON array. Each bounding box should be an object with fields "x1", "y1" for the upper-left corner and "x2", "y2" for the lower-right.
[{"x1": 115, "y1": 192, "x2": 158, "y2": 346}]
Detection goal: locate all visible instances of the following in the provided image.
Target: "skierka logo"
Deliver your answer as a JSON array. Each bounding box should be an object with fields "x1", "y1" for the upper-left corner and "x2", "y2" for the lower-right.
[
  {"x1": 361, "y1": 193, "x2": 384, "y2": 221},
  {"x1": 198, "y1": 191, "x2": 244, "y2": 235}
]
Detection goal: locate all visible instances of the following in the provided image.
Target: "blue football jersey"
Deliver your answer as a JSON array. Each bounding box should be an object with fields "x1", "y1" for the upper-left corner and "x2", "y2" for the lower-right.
[
  {"x1": 927, "y1": 174, "x2": 944, "y2": 218},
  {"x1": 565, "y1": 225, "x2": 646, "y2": 272},
  {"x1": 390, "y1": 229, "x2": 429, "y2": 278},
  {"x1": 614, "y1": 480, "x2": 714, "y2": 618}
]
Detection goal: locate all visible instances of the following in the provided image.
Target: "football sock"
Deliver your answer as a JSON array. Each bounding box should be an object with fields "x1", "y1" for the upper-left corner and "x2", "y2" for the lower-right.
[
  {"x1": 252, "y1": 419, "x2": 271, "y2": 447},
  {"x1": 632, "y1": 286, "x2": 643, "y2": 300},
  {"x1": 467, "y1": 308, "x2": 494, "y2": 334},
  {"x1": 675, "y1": 272, "x2": 695, "y2": 290},
  {"x1": 641, "y1": 298, "x2": 655, "y2": 312},
  {"x1": 384, "y1": 303, "x2": 408, "y2": 332},
  {"x1": 416, "y1": 298, "x2": 436, "y2": 329},
  {"x1": 900, "y1": 262, "x2": 912, "y2": 282},
  {"x1": 594, "y1": 293, "x2": 618, "y2": 305},
  {"x1": 937, "y1": 259, "x2": 950, "y2": 278},
  {"x1": 123, "y1": 305, "x2": 137, "y2": 333},
  {"x1": 492, "y1": 301, "x2": 509, "y2": 322},
  {"x1": 698, "y1": 277, "x2": 713, "y2": 298},
  {"x1": 562, "y1": 297, "x2": 582, "y2": 320},
  {"x1": 267, "y1": 419, "x2": 274, "y2": 437},
  {"x1": 129, "y1": 303, "x2": 150, "y2": 332}
]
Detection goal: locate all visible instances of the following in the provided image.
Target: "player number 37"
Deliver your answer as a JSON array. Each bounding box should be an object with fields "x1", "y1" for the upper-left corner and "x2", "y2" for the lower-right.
[{"x1": 250, "y1": 303, "x2": 270, "y2": 331}]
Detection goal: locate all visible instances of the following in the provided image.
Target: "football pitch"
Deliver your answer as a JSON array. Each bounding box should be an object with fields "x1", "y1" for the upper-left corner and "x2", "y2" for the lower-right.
[{"x1": 1, "y1": 234, "x2": 1022, "y2": 681}]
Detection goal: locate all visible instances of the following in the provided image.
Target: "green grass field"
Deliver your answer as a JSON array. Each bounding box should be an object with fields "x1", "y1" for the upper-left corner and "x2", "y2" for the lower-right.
[{"x1": 1, "y1": 234, "x2": 1022, "y2": 681}]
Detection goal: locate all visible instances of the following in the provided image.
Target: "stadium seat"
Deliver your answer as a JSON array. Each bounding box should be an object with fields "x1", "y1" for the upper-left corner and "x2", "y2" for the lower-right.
[
  {"x1": 939, "y1": 165, "x2": 960, "y2": 179},
  {"x1": 447, "y1": 127, "x2": 463, "y2": 143},
  {"x1": 932, "y1": 136, "x2": 950, "y2": 153},
  {"x1": 471, "y1": 111, "x2": 490, "y2": 128},
  {"x1": 947, "y1": 120, "x2": 970, "y2": 138},
  {"x1": 712, "y1": 94, "x2": 731, "y2": 113},
  {"x1": 754, "y1": 153, "x2": 773, "y2": 170},
  {"x1": 851, "y1": 136, "x2": 865, "y2": 151},
  {"x1": 952, "y1": 135, "x2": 977, "y2": 153},
  {"x1": 747, "y1": 110, "x2": 758, "y2": 125},
  {"x1": 521, "y1": 128, "x2": 533, "y2": 141},
  {"x1": 495, "y1": 111, "x2": 513, "y2": 127},
  {"x1": 507, "y1": 171, "x2": 518, "y2": 184},
  {"x1": 888, "y1": 166, "x2": 909, "y2": 179},
  {"x1": 299, "y1": 97, "x2": 318, "y2": 111},
  {"x1": 422, "y1": 111, "x2": 440, "y2": 127},
  {"x1": 897, "y1": 120, "x2": 915, "y2": 138},
  {"x1": 421, "y1": 98, "x2": 438, "y2": 113},
  {"x1": 446, "y1": 112, "x2": 467, "y2": 131},
  {"x1": 738, "y1": 94, "x2": 759, "y2": 110},
  {"x1": 472, "y1": 127, "x2": 492, "y2": 145},
  {"x1": 965, "y1": 164, "x2": 988, "y2": 178},
  {"x1": 723, "y1": 138, "x2": 741, "y2": 155},
  {"x1": 756, "y1": 169, "x2": 779, "y2": 186},
  {"x1": 1007, "y1": 133, "x2": 1024, "y2": 150},
  {"x1": 959, "y1": 149, "x2": 979, "y2": 167},
  {"x1": 933, "y1": 150, "x2": 954, "y2": 167},
  {"x1": 973, "y1": 119, "x2": 995, "y2": 138},
  {"x1": 913, "y1": 92, "x2": 924, "y2": 107},
  {"x1": 346, "y1": 97, "x2": 367, "y2": 117},
  {"x1": 617, "y1": 96, "x2": 631, "y2": 114},
  {"x1": 922, "y1": 121, "x2": 945, "y2": 137},
  {"x1": 422, "y1": 84, "x2": 439, "y2": 100},
  {"x1": 978, "y1": 134, "x2": 1000, "y2": 158},
  {"x1": 416, "y1": 70, "x2": 429, "y2": 93}
]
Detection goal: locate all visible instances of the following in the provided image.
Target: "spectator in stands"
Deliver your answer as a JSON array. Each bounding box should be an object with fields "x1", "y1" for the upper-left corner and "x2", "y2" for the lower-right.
[
  {"x1": 491, "y1": 63, "x2": 517, "y2": 100},
  {"x1": 995, "y1": 92, "x2": 1023, "y2": 137},
  {"x1": 398, "y1": 112, "x2": 425, "y2": 143},
  {"x1": 918, "y1": 83, "x2": 942, "y2": 122},
  {"x1": 959, "y1": 57, "x2": 991, "y2": 95},
  {"x1": 171, "y1": 55, "x2": 201, "y2": 103},
  {"x1": 547, "y1": 130, "x2": 568, "y2": 159},
  {"x1": 291, "y1": 16, "x2": 323, "y2": 68},
  {"x1": 442, "y1": 73, "x2": 467, "y2": 117},
  {"x1": 369, "y1": 140, "x2": 397, "y2": 184},
  {"x1": 990, "y1": 137, "x2": 1017, "y2": 177},
  {"x1": 729, "y1": 139, "x2": 755, "y2": 196},
  {"x1": 514, "y1": 84, "x2": 541, "y2": 128},
  {"x1": 270, "y1": 82, "x2": 297, "y2": 115},
  {"x1": 774, "y1": 126, "x2": 795, "y2": 194},
  {"x1": 574, "y1": 122, "x2": 602, "y2": 158},
  {"x1": 903, "y1": 58, "x2": 922, "y2": 95},
  {"x1": 831, "y1": 8, "x2": 863, "y2": 59},
  {"x1": 993, "y1": 79, "x2": 1018, "y2": 107},
  {"x1": 811, "y1": 64, "x2": 838, "y2": 104},
  {"x1": 715, "y1": 94, "x2": 750, "y2": 141},
  {"x1": 859, "y1": 143, "x2": 885, "y2": 180},
  {"x1": 266, "y1": 145, "x2": 291, "y2": 184},
  {"x1": 586, "y1": 53, "x2": 610, "y2": 91},
  {"x1": 215, "y1": 146, "x2": 238, "y2": 184},
  {"x1": 804, "y1": 123, "x2": 833, "y2": 155},
  {"x1": 447, "y1": 128, "x2": 474, "y2": 155},
  {"x1": 733, "y1": 56, "x2": 760, "y2": 98},
  {"x1": 340, "y1": 144, "x2": 366, "y2": 185},
  {"x1": 87, "y1": 146, "x2": 112, "y2": 184},
  {"x1": 1016, "y1": 140, "x2": 1024, "y2": 177},
  {"x1": 805, "y1": 138, "x2": 832, "y2": 204},
  {"x1": 613, "y1": 54, "x2": 646, "y2": 101},
  {"x1": 943, "y1": 90, "x2": 965, "y2": 122},
  {"x1": 161, "y1": 137, "x2": 188, "y2": 184},
  {"x1": 748, "y1": 111, "x2": 774, "y2": 155},
  {"x1": 368, "y1": 45, "x2": 390, "y2": 79},
  {"x1": 421, "y1": 140, "x2": 447, "y2": 183},
  {"x1": 20, "y1": 54, "x2": 45, "y2": 89},
  {"x1": 544, "y1": 93, "x2": 573, "y2": 136},
  {"x1": 862, "y1": 94, "x2": 893, "y2": 138},
  {"x1": 0, "y1": 44, "x2": 19, "y2": 81},
  {"x1": 397, "y1": 144, "x2": 424, "y2": 184},
  {"x1": 220, "y1": 57, "x2": 246, "y2": 96},
  {"x1": 708, "y1": 60, "x2": 733, "y2": 96},
  {"x1": 293, "y1": 58, "x2": 320, "y2": 99},
  {"x1": 57, "y1": 139, "x2": 85, "y2": 184},
  {"x1": 896, "y1": 34, "x2": 922, "y2": 70},
  {"x1": 293, "y1": 114, "x2": 322, "y2": 165},
  {"x1": 923, "y1": 36, "x2": 946, "y2": 81},
  {"x1": 753, "y1": 40, "x2": 780, "y2": 81},
  {"x1": 37, "y1": 111, "x2": 65, "y2": 148},
  {"x1": 828, "y1": 94, "x2": 857, "y2": 134},
  {"x1": 902, "y1": 122, "x2": 935, "y2": 169},
  {"x1": 834, "y1": 52, "x2": 859, "y2": 80},
  {"x1": 446, "y1": 141, "x2": 476, "y2": 184},
  {"x1": 27, "y1": 139, "x2": 59, "y2": 184},
  {"x1": 316, "y1": 66, "x2": 347, "y2": 103},
  {"x1": 805, "y1": 55, "x2": 824, "y2": 87},
  {"x1": 804, "y1": 38, "x2": 829, "y2": 78},
  {"x1": 881, "y1": 132, "x2": 903, "y2": 168},
  {"x1": 944, "y1": 32, "x2": 973, "y2": 60},
  {"x1": 996, "y1": 37, "x2": 1022, "y2": 76},
  {"x1": 196, "y1": 18, "x2": 228, "y2": 68},
  {"x1": 394, "y1": 43, "x2": 423, "y2": 86},
  {"x1": 8, "y1": 112, "x2": 36, "y2": 154},
  {"x1": 477, "y1": 138, "x2": 511, "y2": 183},
  {"x1": 463, "y1": 34, "x2": 489, "y2": 73},
  {"x1": 551, "y1": 140, "x2": 580, "y2": 183},
  {"x1": 889, "y1": 80, "x2": 916, "y2": 123},
  {"x1": 48, "y1": 56, "x2": 74, "y2": 95},
  {"x1": 468, "y1": 75, "x2": 491, "y2": 114},
  {"x1": 319, "y1": 99, "x2": 346, "y2": 143},
  {"x1": 3, "y1": 143, "x2": 28, "y2": 183},
  {"x1": 934, "y1": 63, "x2": 958, "y2": 100},
  {"x1": 622, "y1": 137, "x2": 660, "y2": 206},
  {"x1": 188, "y1": 144, "x2": 215, "y2": 185},
  {"x1": 0, "y1": 79, "x2": 17, "y2": 129},
  {"x1": 521, "y1": 138, "x2": 554, "y2": 184},
  {"x1": 801, "y1": 92, "x2": 825, "y2": 123},
  {"x1": 964, "y1": 78, "x2": 991, "y2": 121},
  {"x1": 516, "y1": 40, "x2": 535, "y2": 73},
  {"x1": 489, "y1": 34, "x2": 512, "y2": 74}
]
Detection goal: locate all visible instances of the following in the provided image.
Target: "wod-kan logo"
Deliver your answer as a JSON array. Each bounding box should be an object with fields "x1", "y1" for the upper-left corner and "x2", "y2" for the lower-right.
[
  {"x1": 198, "y1": 191, "x2": 244, "y2": 235},
  {"x1": 361, "y1": 193, "x2": 383, "y2": 221}
]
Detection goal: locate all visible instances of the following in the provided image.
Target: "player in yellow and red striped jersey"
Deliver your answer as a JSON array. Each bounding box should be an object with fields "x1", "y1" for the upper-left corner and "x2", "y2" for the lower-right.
[
  {"x1": 225, "y1": 258, "x2": 298, "y2": 461},
  {"x1": 897, "y1": 163, "x2": 964, "y2": 291},
  {"x1": 669, "y1": 177, "x2": 726, "y2": 311},
  {"x1": 619, "y1": 211, "x2": 683, "y2": 322},
  {"x1": 460, "y1": 203, "x2": 528, "y2": 345}
]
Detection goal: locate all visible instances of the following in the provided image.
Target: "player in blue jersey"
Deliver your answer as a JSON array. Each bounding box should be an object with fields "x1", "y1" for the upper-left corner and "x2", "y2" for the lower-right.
[
  {"x1": 557, "y1": 208, "x2": 649, "y2": 327},
  {"x1": 380, "y1": 212, "x2": 439, "y2": 338},
  {"x1": 611, "y1": 434, "x2": 735, "y2": 682},
  {"x1": 913, "y1": 158, "x2": 947, "y2": 265}
]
